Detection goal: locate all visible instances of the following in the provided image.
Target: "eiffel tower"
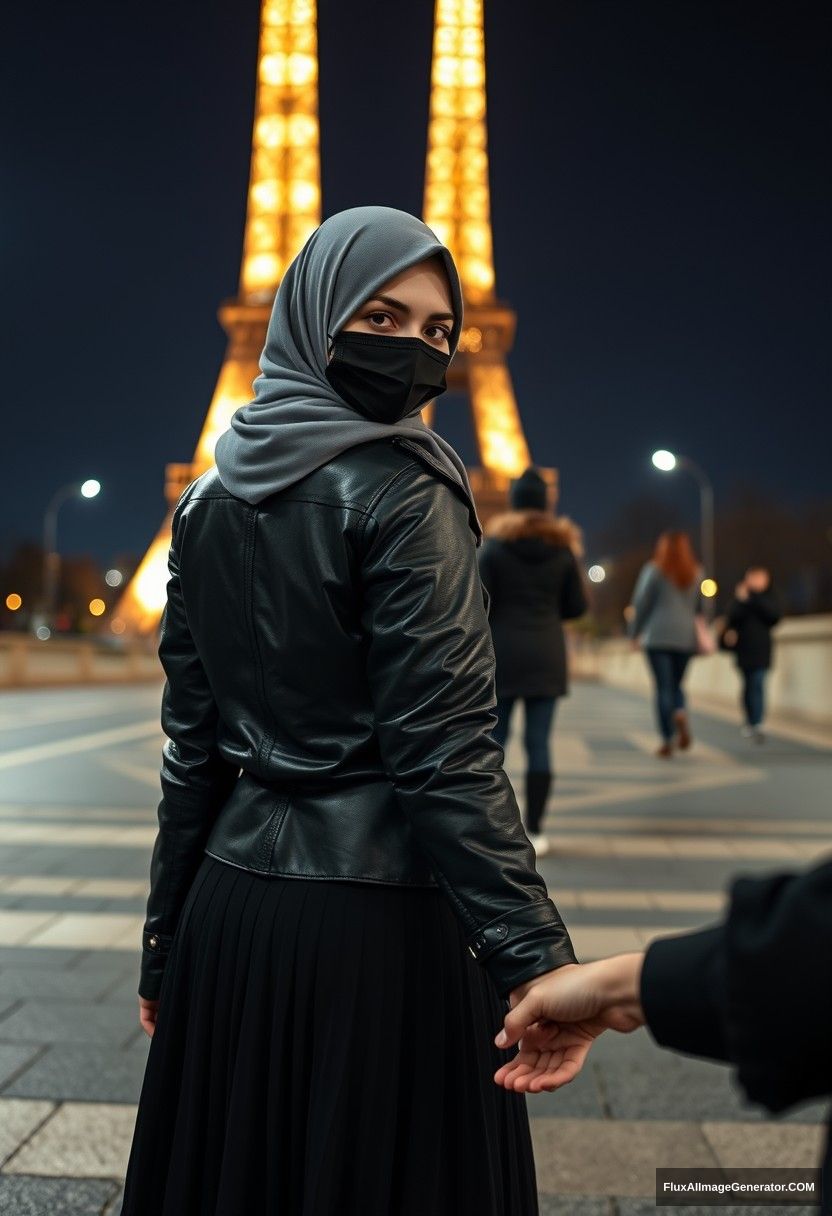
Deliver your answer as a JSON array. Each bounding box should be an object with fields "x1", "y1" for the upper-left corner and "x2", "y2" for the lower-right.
[
  {"x1": 115, "y1": 0, "x2": 552, "y2": 635},
  {"x1": 421, "y1": 0, "x2": 556, "y2": 518}
]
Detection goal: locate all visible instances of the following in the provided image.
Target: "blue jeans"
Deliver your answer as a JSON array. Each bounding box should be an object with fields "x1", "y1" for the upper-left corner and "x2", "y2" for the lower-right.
[
  {"x1": 645, "y1": 649, "x2": 691, "y2": 741},
  {"x1": 742, "y1": 667, "x2": 766, "y2": 727},
  {"x1": 492, "y1": 696, "x2": 558, "y2": 771}
]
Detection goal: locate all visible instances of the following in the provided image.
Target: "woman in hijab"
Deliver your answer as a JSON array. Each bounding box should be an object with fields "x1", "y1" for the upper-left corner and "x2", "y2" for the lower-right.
[{"x1": 120, "y1": 207, "x2": 578, "y2": 1216}]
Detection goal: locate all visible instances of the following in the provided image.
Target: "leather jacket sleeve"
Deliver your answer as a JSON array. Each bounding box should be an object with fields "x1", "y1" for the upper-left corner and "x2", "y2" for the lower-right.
[
  {"x1": 139, "y1": 488, "x2": 240, "y2": 1000},
  {"x1": 359, "y1": 462, "x2": 577, "y2": 997}
]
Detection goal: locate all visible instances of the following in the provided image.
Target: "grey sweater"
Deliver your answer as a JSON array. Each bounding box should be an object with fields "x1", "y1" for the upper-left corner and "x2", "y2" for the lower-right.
[{"x1": 629, "y1": 562, "x2": 701, "y2": 652}]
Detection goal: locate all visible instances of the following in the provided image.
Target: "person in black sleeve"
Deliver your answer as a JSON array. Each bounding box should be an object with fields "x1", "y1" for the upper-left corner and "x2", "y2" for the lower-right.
[
  {"x1": 722, "y1": 566, "x2": 782, "y2": 742},
  {"x1": 492, "y1": 857, "x2": 832, "y2": 1214}
]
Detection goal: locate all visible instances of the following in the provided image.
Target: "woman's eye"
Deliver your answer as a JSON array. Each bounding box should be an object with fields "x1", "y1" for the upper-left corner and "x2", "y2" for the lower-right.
[
  {"x1": 425, "y1": 325, "x2": 450, "y2": 342},
  {"x1": 368, "y1": 312, "x2": 392, "y2": 327}
]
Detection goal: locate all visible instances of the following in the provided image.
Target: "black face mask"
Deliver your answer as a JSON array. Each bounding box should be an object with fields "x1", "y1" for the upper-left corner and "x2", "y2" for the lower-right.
[{"x1": 324, "y1": 330, "x2": 451, "y2": 424}]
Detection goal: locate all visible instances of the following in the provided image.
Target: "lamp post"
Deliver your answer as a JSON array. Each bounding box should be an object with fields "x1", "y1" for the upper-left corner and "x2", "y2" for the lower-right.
[
  {"x1": 651, "y1": 450, "x2": 715, "y2": 613},
  {"x1": 41, "y1": 479, "x2": 101, "y2": 631}
]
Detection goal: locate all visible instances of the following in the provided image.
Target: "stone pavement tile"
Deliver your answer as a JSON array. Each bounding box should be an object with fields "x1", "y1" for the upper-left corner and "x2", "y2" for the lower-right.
[
  {"x1": 73, "y1": 880, "x2": 147, "y2": 899},
  {"x1": 100, "y1": 973, "x2": 141, "y2": 1002},
  {"x1": 0, "y1": 1044, "x2": 41, "y2": 1090},
  {"x1": 0, "y1": 968, "x2": 117, "y2": 1001},
  {"x1": 577, "y1": 890, "x2": 654, "y2": 910},
  {"x1": 702, "y1": 1120, "x2": 826, "y2": 1168},
  {"x1": 562, "y1": 908, "x2": 708, "y2": 929},
  {"x1": 588, "y1": 1030, "x2": 830, "y2": 1125},
  {"x1": 538, "y1": 1196, "x2": 612, "y2": 1216},
  {"x1": 0, "y1": 1175, "x2": 119, "y2": 1216},
  {"x1": 0, "y1": 913, "x2": 59, "y2": 947},
  {"x1": 68, "y1": 951, "x2": 139, "y2": 973},
  {"x1": 5, "y1": 1044, "x2": 148, "y2": 1103},
  {"x1": 0, "y1": 998, "x2": 19, "y2": 1021},
  {"x1": 525, "y1": 1068, "x2": 606, "y2": 1119},
  {"x1": 569, "y1": 927, "x2": 647, "y2": 958},
  {"x1": 4, "y1": 1101, "x2": 137, "y2": 1177},
  {"x1": 530, "y1": 1118, "x2": 717, "y2": 1196},
  {"x1": 25, "y1": 914, "x2": 143, "y2": 950},
  {"x1": 595, "y1": 1051, "x2": 763, "y2": 1122},
  {"x1": 0, "y1": 947, "x2": 87, "y2": 969},
  {"x1": 0, "y1": 1097, "x2": 54, "y2": 1164},
  {"x1": 0, "y1": 896, "x2": 113, "y2": 915},
  {"x1": 0, "y1": 1000, "x2": 136, "y2": 1045},
  {"x1": 2, "y1": 877, "x2": 82, "y2": 896},
  {"x1": 651, "y1": 890, "x2": 726, "y2": 911}
]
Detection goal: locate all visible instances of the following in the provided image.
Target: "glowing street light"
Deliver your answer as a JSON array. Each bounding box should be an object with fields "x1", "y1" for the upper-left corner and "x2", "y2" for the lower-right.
[
  {"x1": 651, "y1": 448, "x2": 715, "y2": 616},
  {"x1": 41, "y1": 479, "x2": 103, "y2": 631},
  {"x1": 651, "y1": 449, "x2": 677, "y2": 472}
]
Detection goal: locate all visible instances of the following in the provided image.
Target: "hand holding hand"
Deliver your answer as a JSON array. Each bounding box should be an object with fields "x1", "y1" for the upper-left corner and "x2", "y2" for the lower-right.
[{"x1": 492, "y1": 954, "x2": 646, "y2": 1093}]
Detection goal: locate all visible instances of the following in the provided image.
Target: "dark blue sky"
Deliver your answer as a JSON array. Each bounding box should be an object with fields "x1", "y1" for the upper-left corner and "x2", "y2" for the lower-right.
[{"x1": 4, "y1": 0, "x2": 830, "y2": 569}]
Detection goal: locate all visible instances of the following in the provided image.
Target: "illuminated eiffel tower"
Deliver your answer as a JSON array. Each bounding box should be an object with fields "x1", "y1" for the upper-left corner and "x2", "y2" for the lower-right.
[
  {"x1": 114, "y1": 0, "x2": 322, "y2": 634},
  {"x1": 422, "y1": 0, "x2": 555, "y2": 518},
  {"x1": 116, "y1": 0, "x2": 550, "y2": 634}
]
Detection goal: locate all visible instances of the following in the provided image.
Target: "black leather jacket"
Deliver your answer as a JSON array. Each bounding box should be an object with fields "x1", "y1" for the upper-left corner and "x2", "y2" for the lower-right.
[{"x1": 140, "y1": 435, "x2": 576, "y2": 1000}]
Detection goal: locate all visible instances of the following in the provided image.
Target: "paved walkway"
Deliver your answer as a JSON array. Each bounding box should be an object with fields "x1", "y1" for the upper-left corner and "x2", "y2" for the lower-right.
[{"x1": 0, "y1": 681, "x2": 829, "y2": 1214}]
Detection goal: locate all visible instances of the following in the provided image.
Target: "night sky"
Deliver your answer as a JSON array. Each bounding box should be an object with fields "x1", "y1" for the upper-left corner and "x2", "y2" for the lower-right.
[{"x1": 4, "y1": 0, "x2": 830, "y2": 570}]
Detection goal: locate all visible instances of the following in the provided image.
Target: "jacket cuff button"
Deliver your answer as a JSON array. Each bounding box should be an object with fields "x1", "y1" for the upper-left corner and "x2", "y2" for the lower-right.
[{"x1": 148, "y1": 935, "x2": 159, "y2": 949}]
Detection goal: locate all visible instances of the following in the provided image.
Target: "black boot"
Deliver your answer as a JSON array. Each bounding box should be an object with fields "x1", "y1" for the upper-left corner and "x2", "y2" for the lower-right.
[{"x1": 525, "y1": 770, "x2": 553, "y2": 836}]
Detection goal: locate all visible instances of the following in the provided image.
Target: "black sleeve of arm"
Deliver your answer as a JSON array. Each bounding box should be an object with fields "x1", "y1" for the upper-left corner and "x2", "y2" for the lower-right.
[
  {"x1": 560, "y1": 551, "x2": 589, "y2": 621},
  {"x1": 139, "y1": 490, "x2": 239, "y2": 1000},
  {"x1": 640, "y1": 859, "x2": 832, "y2": 1114},
  {"x1": 640, "y1": 925, "x2": 730, "y2": 1063},
  {"x1": 749, "y1": 591, "x2": 782, "y2": 627},
  {"x1": 360, "y1": 463, "x2": 577, "y2": 997},
  {"x1": 723, "y1": 861, "x2": 832, "y2": 1112}
]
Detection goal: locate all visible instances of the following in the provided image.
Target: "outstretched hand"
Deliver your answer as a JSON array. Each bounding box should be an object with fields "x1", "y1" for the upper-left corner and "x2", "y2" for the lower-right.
[{"x1": 492, "y1": 955, "x2": 646, "y2": 1093}]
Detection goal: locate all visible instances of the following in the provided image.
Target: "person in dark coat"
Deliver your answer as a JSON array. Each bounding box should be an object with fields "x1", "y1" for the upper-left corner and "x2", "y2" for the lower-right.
[
  {"x1": 492, "y1": 856, "x2": 832, "y2": 1214},
  {"x1": 722, "y1": 567, "x2": 782, "y2": 741},
  {"x1": 477, "y1": 467, "x2": 588, "y2": 857}
]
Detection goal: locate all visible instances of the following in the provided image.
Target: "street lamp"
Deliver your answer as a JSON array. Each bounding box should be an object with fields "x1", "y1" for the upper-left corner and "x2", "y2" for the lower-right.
[
  {"x1": 41, "y1": 479, "x2": 101, "y2": 632},
  {"x1": 651, "y1": 449, "x2": 715, "y2": 608}
]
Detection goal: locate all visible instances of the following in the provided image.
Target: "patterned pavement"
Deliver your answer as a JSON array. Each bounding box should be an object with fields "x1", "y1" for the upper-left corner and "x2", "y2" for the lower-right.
[{"x1": 0, "y1": 680, "x2": 829, "y2": 1214}]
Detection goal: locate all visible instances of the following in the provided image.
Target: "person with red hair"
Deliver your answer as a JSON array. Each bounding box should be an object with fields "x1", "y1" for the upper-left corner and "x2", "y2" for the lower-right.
[{"x1": 628, "y1": 531, "x2": 702, "y2": 756}]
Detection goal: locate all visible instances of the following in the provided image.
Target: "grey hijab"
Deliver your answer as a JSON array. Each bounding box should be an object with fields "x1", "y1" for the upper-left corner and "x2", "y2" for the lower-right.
[{"x1": 214, "y1": 205, "x2": 482, "y2": 543}]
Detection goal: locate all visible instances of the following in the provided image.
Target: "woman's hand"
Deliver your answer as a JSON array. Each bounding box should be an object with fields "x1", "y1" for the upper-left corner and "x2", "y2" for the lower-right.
[
  {"x1": 139, "y1": 997, "x2": 160, "y2": 1037},
  {"x1": 492, "y1": 955, "x2": 646, "y2": 1093}
]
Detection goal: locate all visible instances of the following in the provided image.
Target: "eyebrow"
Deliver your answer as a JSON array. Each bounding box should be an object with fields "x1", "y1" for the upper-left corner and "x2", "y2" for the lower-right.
[{"x1": 366, "y1": 294, "x2": 455, "y2": 323}]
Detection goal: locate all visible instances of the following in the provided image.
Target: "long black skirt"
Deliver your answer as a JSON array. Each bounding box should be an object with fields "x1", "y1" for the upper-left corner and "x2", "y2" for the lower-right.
[{"x1": 120, "y1": 854, "x2": 539, "y2": 1215}]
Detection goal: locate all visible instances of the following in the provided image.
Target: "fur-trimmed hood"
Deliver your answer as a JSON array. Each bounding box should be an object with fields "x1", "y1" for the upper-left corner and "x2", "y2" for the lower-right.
[{"x1": 485, "y1": 510, "x2": 584, "y2": 557}]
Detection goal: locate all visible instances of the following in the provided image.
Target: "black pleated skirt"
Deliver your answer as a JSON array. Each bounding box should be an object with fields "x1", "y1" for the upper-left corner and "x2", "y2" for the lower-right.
[{"x1": 120, "y1": 854, "x2": 539, "y2": 1216}]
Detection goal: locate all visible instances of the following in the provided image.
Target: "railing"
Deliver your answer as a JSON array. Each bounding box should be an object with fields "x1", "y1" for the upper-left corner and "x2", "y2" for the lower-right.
[
  {"x1": 571, "y1": 615, "x2": 832, "y2": 728},
  {"x1": 0, "y1": 633, "x2": 162, "y2": 688}
]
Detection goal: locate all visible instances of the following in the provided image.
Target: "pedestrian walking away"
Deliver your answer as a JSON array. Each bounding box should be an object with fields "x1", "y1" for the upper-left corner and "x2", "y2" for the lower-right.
[
  {"x1": 120, "y1": 206, "x2": 579, "y2": 1216},
  {"x1": 628, "y1": 531, "x2": 702, "y2": 757},
  {"x1": 721, "y1": 566, "x2": 782, "y2": 742},
  {"x1": 478, "y1": 467, "x2": 588, "y2": 857}
]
